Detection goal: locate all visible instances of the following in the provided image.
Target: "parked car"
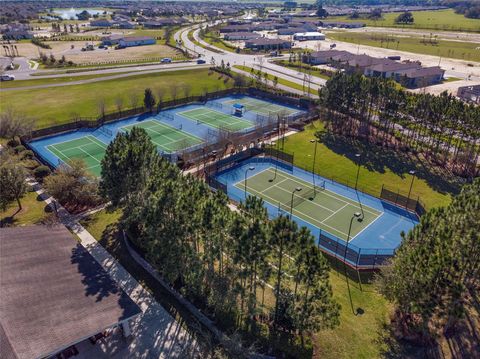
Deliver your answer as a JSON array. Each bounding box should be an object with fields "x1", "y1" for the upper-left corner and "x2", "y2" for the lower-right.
[
  {"x1": 197, "y1": 59, "x2": 206, "y2": 64},
  {"x1": 330, "y1": 43, "x2": 336, "y2": 49},
  {"x1": 161, "y1": 58, "x2": 172, "y2": 63},
  {"x1": 1, "y1": 74, "x2": 15, "y2": 81}
]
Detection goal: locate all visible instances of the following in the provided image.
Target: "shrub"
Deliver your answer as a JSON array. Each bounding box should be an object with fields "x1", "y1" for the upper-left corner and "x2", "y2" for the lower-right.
[
  {"x1": 7, "y1": 138, "x2": 19, "y2": 147},
  {"x1": 14, "y1": 145, "x2": 26, "y2": 153},
  {"x1": 34, "y1": 165, "x2": 51, "y2": 180},
  {"x1": 21, "y1": 150, "x2": 34, "y2": 159}
]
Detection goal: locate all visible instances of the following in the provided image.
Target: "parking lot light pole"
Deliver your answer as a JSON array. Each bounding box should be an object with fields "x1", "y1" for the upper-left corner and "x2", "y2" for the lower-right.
[
  {"x1": 290, "y1": 187, "x2": 302, "y2": 218},
  {"x1": 244, "y1": 166, "x2": 255, "y2": 199},
  {"x1": 344, "y1": 211, "x2": 362, "y2": 316}
]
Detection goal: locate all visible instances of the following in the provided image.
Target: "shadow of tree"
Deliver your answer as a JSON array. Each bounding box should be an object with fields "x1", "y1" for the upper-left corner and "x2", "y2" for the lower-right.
[{"x1": 319, "y1": 133, "x2": 463, "y2": 196}]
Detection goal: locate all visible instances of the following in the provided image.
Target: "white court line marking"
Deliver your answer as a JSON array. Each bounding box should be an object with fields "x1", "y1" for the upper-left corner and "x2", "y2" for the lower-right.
[
  {"x1": 267, "y1": 168, "x2": 381, "y2": 217},
  {"x1": 321, "y1": 203, "x2": 349, "y2": 225},
  {"x1": 235, "y1": 182, "x2": 351, "y2": 238}
]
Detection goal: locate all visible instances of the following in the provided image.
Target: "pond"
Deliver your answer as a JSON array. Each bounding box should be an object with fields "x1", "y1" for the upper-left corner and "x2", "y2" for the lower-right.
[{"x1": 53, "y1": 8, "x2": 110, "y2": 20}]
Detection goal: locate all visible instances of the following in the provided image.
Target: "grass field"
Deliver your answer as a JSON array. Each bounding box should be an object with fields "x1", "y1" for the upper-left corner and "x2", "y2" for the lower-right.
[
  {"x1": 0, "y1": 189, "x2": 47, "y2": 227},
  {"x1": 281, "y1": 121, "x2": 452, "y2": 209},
  {"x1": 0, "y1": 71, "x2": 138, "y2": 89},
  {"x1": 327, "y1": 31, "x2": 480, "y2": 62},
  {"x1": 179, "y1": 108, "x2": 253, "y2": 132},
  {"x1": 325, "y1": 9, "x2": 480, "y2": 32},
  {"x1": 121, "y1": 119, "x2": 203, "y2": 152},
  {"x1": 236, "y1": 167, "x2": 381, "y2": 240},
  {"x1": 0, "y1": 68, "x2": 234, "y2": 129},
  {"x1": 234, "y1": 65, "x2": 319, "y2": 95}
]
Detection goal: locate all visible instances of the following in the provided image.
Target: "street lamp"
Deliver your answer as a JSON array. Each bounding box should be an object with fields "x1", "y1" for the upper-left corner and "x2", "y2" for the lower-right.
[
  {"x1": 244, "y1": 166, "x2": 255, "y2": 199},
  {"x1": 344, "y1": 211, "x2": 362, "y2": 316},
  {"x1": 310, "y1": 139, "x2": 318, "y2": 195},
  {"x1": 290, "y1": 187, "x2": 302, "y2": 217},
  {"x1": 406, "y1": 170, "x2": 416, "y2": 209}
]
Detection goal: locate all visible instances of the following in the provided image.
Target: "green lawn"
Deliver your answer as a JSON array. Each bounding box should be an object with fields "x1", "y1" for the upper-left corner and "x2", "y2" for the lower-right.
[
  {"x1": 0, "y1": 72, "x2": 136, "y2": 89},
  {"x1": 281, "y1": 121, "x2": 452, "y2": 209},
  {"x1": 325, "y1": 9, "x2": 480, "y2": 32},
  {"x1": 234, "y1": 65, "x2": 318, "y2": 95},
  {"x1": 327, "y1": 31, "x2": 480, "y2": 62},
  {"x1": 1, "y1": 68, "x2": 234, "y2": 129},
  {"x1": 0, "y1": 189, "x2": 48, "y2": 226},
  {"x1": 272, "y1": 60, "x2": 331, "y2": 80}
]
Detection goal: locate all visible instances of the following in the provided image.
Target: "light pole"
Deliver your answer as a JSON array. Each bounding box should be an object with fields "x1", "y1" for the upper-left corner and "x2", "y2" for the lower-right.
[
  {"x1": 354, "y1": 153, "x2": 361, "y2": 190},
  {"x1": 290, "y1": 187, "x2": 302, "y2": 218},
  {"x1": 344, "y1": 211, "x2": 362, "y2": 316},
  {"x1": 406, "y1": 170, "x2": 416, "y2": 209},
  {"x1": 244, "y1": 166, "x2": 255, "y2": 199},
  {"x1": 310, "y1": 139, "x2": 318, "y2": 196},
  {"x1": 353, "y1": 153, "x2": 364, "y2": 219}
]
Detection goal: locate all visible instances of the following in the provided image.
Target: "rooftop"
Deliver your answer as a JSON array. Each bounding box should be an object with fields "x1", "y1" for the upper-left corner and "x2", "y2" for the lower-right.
[{"x1": 0, "y1": 225, "x2": 141, "y2": 359}]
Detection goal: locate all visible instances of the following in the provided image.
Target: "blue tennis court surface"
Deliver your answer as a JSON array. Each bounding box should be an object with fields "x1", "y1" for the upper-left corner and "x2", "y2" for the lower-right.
[
  {"x1": 29, "y1": 95, "x2": 305, "y2": 175},
  {"x1": 214, "y1": 158, "x2": 419, "y2": 267}
]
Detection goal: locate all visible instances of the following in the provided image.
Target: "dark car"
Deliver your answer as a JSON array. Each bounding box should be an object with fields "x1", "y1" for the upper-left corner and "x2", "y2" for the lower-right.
[{"x1": 197, "y1": 59, "x2": 206, "y2": 64}]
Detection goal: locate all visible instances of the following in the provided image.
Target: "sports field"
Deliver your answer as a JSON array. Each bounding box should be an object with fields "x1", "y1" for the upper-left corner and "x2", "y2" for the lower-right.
[
  {"x1": 235, "y1": 167, "x2": 382, "y2": 241},
  {"x1": 223, "y1": 97, "x2": 298, "y2": 117},
  {"x1": 178, "y1": 108, "x2": 253, "y2": 132},
  {"x1": 47, "y1": 135, "x2": 107, "y2": 177},
  {"x1": 121, "y1": 120, "x2": 203, "y2": 153}
]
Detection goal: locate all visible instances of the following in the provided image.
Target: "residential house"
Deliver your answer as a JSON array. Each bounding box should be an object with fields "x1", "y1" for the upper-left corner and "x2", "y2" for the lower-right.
[
  {"x1": 394, "y1": 66, "x2": 445, "y2": 88},
  {"x1": 90, "y1": 19, "x2": 114, "y2": 27}
]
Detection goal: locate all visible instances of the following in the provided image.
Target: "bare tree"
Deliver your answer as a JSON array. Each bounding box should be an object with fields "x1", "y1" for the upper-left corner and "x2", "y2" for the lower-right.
[
  {"x1": 182, "y1": 83, "x2": 192, "y2": 100},
  {"x1": 115, "y1": 96, "x2": 124, "y2": 114},
  {"x1": 170, "y1": 83, "x2": 179, "y2": 103},
  {"x1": 97, "y1": 98, "x2": 106, "y2": 119},
  {"x1": 129, "y1": 93, "x2": 139, "y2": 110},
  {"x1": 0, "y1": 108, "x2": 35, "y2": 141}
]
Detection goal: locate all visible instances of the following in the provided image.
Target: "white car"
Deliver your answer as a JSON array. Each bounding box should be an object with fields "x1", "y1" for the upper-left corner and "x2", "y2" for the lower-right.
[{"x1": 0, "y1": 74, "x2": 15, "y2": 81}]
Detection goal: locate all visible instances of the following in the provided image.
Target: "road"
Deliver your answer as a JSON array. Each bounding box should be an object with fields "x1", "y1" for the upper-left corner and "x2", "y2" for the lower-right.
[{"x1": 0, "y1": 63, "x2": 209, "y2": 91}]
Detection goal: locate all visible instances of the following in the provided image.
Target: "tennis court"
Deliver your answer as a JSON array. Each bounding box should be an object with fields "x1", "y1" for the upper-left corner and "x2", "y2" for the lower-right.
[
  {"x1": 178, "y1": 108, "x2": 253, "y2": 132},
  {"x1": 235, "y1": 167, "x2": 383, "y2": 241},
  {"x1": 223, "y1": 97, "x2": 298, "y2": 116},
  {"x1": 121, "y1": 120, "x2": 203, "y2": 153},
  {"x1": 47, "y1": 135, "x2": 107, "y2": 177}
]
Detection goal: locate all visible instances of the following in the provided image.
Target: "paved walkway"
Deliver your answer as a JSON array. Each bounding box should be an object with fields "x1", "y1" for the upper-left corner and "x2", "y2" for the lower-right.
[{"x1": 26, "y1": 178, "x2": 200, "y2": 358}]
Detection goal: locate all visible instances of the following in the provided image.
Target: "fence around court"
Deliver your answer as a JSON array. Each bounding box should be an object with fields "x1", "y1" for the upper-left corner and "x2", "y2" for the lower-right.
[
  {"x1": 204, "y1": 147, "x2": 424, "y2": 271},
  {"x1": 24, "y1": 87, "x2": 314, "y2": 143}
]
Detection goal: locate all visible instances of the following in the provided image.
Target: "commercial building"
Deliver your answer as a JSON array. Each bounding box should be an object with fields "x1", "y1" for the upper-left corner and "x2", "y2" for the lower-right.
[
  {"x1": 0, "y1": 225, "x2": 142, "y2": 359},
  {"x1": 305, "y1": 50, "x2": 444, "y2": 88},
  {"x1": 118, "y1": 36, "x2": 156, "y2": 47},
  {"x1": 293, "y1": 32, "x2": 325, "y2": 41},
  {"x1": 223, "y1": 31, "x2": 261, "y2": 41},
  {"x1": 244, "y1": 38, "x2": 292, "y2": 51}
]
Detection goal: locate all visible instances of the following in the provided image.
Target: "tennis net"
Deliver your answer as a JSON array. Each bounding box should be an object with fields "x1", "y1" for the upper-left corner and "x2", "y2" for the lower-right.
[{"x1": 278, "y1": 184, "x2": 324, "y2": 213}]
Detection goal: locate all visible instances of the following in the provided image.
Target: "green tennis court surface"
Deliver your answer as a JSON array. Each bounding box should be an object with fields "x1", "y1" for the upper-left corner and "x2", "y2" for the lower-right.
[
  {"x1": 178, "y1": 108, "x2": 253, "y2": 132},
  {"x1": 235, "y1": 168, "x2": 383, "y2": 241},
  {"x1": 223, "y1": 98, "x2": 297, "y2": 116},
  {"x1": 47, "y1": 135, "x2": 106, "y2": 177},
  {"x1": 121, "y1": 120, "x2": 203, "y2": 153}
]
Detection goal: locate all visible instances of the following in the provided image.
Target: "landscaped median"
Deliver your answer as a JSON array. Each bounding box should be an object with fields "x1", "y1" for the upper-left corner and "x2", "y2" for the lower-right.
[{"x1": 233, "y1": 65, "x2": 319, "y2": 96}]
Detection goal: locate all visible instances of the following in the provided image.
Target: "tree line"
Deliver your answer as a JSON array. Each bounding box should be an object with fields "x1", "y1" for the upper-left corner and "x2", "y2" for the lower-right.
[
  {"x1": 319, "y1": 72, "x2": 480, "y2": 179},
  {"x1": 377, "y1": 177, "x2": 479, "y2": 344},
  {"x1": 99, "y1": 127, "x2": 340, "y2": 355}
]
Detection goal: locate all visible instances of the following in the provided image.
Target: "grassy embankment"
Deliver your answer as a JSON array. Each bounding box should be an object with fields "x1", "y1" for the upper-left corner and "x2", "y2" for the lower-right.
[
  {"x1": 234, "y1": 65, "x2": 319, "y2": 96},
  {"x1": 326, "y1": 9, "x2": 480, "y2": 32},
  {"x1": 0, "y1": 68, "x2": 234, "y2": 129},
  {"x1": 327, "y1": 31, "x2": 480, "y2": 62}
]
